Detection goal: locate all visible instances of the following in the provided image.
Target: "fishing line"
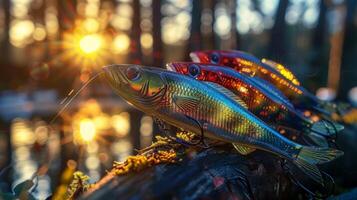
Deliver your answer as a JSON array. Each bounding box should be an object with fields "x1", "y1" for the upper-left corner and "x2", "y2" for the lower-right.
[
  {"x1": 27, "y1": 71, "x2": 104, "y2": 187},
  {"x1": 49, "y1": 71, "x2": 104, "y2": 125}
]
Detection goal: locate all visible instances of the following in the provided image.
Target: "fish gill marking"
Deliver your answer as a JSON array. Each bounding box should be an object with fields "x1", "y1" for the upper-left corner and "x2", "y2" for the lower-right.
[
  {"x1": 135, "y1": 85, "x2": 167, "y2": 108},
  {"x1": 139, "y1": 80, "x2": 150, "y2": 97},
  {"x1": 133, "y1": 74, "x2": 167, "y2": 109}
]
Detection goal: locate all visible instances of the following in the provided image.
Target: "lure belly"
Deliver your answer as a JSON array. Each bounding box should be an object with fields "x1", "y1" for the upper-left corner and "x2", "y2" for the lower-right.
[
  {"x1": 103, "y1": 64, "x2": 343, "y2": 184},
  {"x1": 167, "y1": 62, "x2": 337, "y2": 144}
]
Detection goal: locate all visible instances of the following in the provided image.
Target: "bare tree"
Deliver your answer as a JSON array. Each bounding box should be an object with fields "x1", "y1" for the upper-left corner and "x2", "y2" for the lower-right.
[
  {"x1": 130, "y1": 0, "x2": 143, "y2": 64},
  {"x1": 0, "y1": 0, "x2": 10, "y2": 65},
  {"x1": 0, "y1": 0, "x2": 12, "y2": 190},
  {"x1": 185, "y1": 0, "x2": 202, "y2": 60},
  {"x1": 231, "y1": 0, "x2": 240, "y2": 49},
  {"x1": 152, "y1": 0, "x2": 163, "y2": 67},
  {"x1": 310, "y1": 0, "x2": 328, "y2": 89},
  {"x1": 338, "y1": 1, "x2": 357, "y2": 99},
  {"x1": 268, "y1": 0, "x2": 289, "y2": 61}
]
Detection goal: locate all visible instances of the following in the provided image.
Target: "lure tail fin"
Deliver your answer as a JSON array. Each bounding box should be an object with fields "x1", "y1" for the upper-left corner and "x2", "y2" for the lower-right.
[
  {"x1": 294, "y1": 147, "x2": 343, "y2": 184},
  {"x1": 307, "y1": 133, "x2": 329, "y2": 147},
  {"x1": 310, "y1": 120, "x2": 344, "y2": 136}
]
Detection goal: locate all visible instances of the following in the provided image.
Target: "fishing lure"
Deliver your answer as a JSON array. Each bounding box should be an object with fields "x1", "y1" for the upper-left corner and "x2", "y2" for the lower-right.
[
  {"x1": 261, "y1": 58, "x2": 300, "y2": 86},
  {"x1": 167, "y1": 62, "x2": 340, "y2": 146},
  {"x1": 103, "y1": 64, "x2": 343, "y2": 184},
  {"x1": 190, "y1": 50, "x2": 344, "y2": 119}
]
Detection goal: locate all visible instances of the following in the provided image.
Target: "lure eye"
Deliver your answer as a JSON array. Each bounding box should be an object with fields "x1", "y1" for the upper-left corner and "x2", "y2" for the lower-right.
[
  {"x1": 210, "y1": 53, "x2": 220, "y2": 64},
  {"x1": 126, "y1": 66, "x2": 141, "y2": 81},
  {"x1": 188, "y1": 64, "x2": 200, "y2": 78}
]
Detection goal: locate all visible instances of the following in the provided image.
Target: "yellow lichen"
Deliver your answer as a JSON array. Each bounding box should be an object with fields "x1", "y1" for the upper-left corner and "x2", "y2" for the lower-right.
[
  {"x1": 66, "y1": 171, "x2": 94, "y2": 200},
  {"x1": 66, "y1": 131, "x2": 200, "y2": 196},
  {"x1": 112, "y1": 131, "x2": 197, "y2": 176},
  {"x1": 112, "y1": 149, "x2": 177, "y2": 176}
]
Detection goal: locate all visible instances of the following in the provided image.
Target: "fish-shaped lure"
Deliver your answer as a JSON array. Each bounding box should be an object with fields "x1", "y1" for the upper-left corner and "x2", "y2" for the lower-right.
[
  {"x1": 261, "y1": 58, "x2": 300, "y2": 86},
  {"x1": 190, "y1": 50, "x2": 343, "y2": 118},
  {"x1": 103, "y1": 64, "x2": 343, "y2": 184},
  {"x1": 167, "y1": 62, "x2": 338, "y2": 145}
]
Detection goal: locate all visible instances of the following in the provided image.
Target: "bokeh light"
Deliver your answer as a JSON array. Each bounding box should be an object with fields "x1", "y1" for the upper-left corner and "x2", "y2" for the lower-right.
[
  {"x1": 112, "y1": 34, "x2": 131, "y2": 54},
  {"x1": 348, "y1": 86, "x2": 357, "y2": 106},
  {"x1": 111, "y1": 112, "x2": 130, "y2": 137},
  {"x1": 316, "y1": 87, "x2": 336, "y2": 101},
  {"x1": 10, "y1": 20, "x2": 35, "y2": 48},
  {"x1": 140, "y1": 115, "x2": 153, "y2": 148},
  {"x1": 140, "y1": 33, "x2": 153, "y2": 49},
  {"x1": 79, "y1": 118, "x2": 96, "y2": 142},
  {"x1": 33, "y1": 26, "x2": 47, "y2": 41}
]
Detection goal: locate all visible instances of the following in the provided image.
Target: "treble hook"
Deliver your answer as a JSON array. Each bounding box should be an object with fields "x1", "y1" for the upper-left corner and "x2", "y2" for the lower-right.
[
  {"x1": 153, "y1": 116, "x2": 210, "y2": 148},
  {"x1": 153, "y1": 117, "x2": 190, "y2": 147},
  {"x1": 184, "y1": 115, "x2": 210, "y2": 148}
]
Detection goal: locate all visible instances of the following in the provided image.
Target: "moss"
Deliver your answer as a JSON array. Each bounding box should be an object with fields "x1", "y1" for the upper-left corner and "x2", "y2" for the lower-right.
[
  {"x1": 66, "y1": 171, "x2": 94, "y2": 200},
  {"x1": 66, "y1": 131, "x2": 199, "y2": 198}
]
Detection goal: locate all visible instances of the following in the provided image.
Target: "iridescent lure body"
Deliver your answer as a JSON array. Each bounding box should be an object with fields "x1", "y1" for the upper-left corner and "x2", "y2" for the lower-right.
[
  {"x1": 190, "y1": 50, "x2": 333, "y2": 114},
  {"x1": 103, "y1": 64, "x2": 342, "y2": 184},
  {"x1": 167, "y1": 62, "x2": 339, "y2": 144}
]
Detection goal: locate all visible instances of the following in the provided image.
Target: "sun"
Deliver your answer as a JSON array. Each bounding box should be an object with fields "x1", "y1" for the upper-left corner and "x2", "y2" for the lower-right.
[
  {"x1": 61, "y1": 22, "x2": 111, "y2": 70},
  {"x1": 79, "y1": 34, "x2": 102, "y2": 54}
]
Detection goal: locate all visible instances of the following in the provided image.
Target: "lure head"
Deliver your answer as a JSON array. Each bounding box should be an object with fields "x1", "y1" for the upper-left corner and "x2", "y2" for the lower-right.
[
  {"x1": 166, "y1": 62, "x2": 202, "y2": 79},
  {"x1": 167, "y1": 62, "x2": 229, "y2": 83},
  {"x1": 190, "y1": 50, "x2": 260, "y2": 67},
  {"x1": 103, "y1": 64, "x2": 167, "y2": 110}
]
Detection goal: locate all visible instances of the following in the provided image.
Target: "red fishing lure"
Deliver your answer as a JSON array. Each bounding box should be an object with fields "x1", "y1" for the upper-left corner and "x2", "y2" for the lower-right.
[
  {"x1": 168, "y1": 62, "x2": 340, "y2": 145},
  {"x1": 189, "y1": 50, "x2": 330, "y2": 113}
]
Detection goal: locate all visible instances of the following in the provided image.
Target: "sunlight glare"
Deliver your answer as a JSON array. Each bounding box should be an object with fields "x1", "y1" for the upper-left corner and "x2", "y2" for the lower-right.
[{"x1": 79, "y1": 34, "x2": 102, "y2": 54}]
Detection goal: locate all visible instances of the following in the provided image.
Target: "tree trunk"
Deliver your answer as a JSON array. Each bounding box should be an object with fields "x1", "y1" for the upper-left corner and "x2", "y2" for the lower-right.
[
  {"x1": 0, "y1": 0, "x2": 11, "y2": 190},
  {"x1": 0, "y1": 0, "x2": 10, "y2": 65},
  {"x1": 338, "y1": 1, "x2": 357, "y2": 100},
  {"x1": 310, "y1": 0, "x2": 328, "y2": 88},
  {"x1": 231, "y1": 0, "x2": 240, "y2": 50},
  {"x1": 185, "y1": 0, "x2": 202, "y2": 60},
  {"x1": 268, "y1": 0, "x2": 289, "y2": 61},
  {"x1": 152, "y1": 0, "x2": 163, "y2": 67},
  {"x1": 130, "y1": 0, "x2": 143, "y2": 64}
]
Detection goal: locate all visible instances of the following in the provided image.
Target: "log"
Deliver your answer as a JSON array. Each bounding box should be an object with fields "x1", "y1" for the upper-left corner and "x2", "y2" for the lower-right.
[
  {"x1": 77, "y1": 124, "x2": 357, "y2": 200},
  {"x1": 78, "y1": 149, "x2": 320, "y2": 199}
]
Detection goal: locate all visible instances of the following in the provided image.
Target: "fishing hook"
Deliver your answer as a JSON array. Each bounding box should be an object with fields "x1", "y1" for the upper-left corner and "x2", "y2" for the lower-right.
[{"x1": 184, "y1": 115, "x2": 210, "y2": 148}]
